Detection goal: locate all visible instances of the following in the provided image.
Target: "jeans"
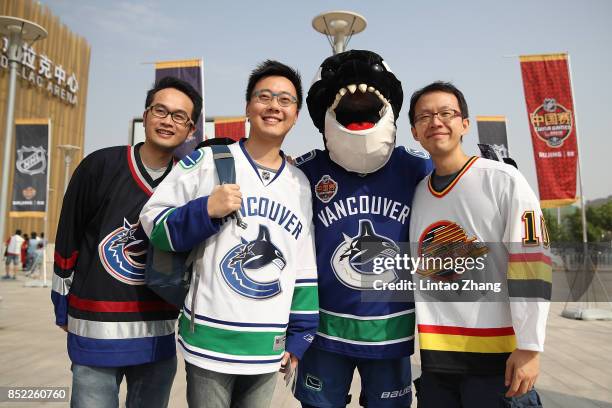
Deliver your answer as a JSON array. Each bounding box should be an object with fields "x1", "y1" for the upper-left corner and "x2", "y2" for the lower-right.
[
  {"x1": 70, "y1": 355, "x2": 177, "y2": 408},
  {"x1": 185, "y1": 361, "x2": 277, "y2": 408},
  {"x1": 415, "y1": 371, "x2": 543, "y2": 408}
]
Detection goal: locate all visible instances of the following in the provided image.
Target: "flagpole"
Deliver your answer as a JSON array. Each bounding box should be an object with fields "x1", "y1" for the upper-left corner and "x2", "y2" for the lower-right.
[{"x1": 566, "y1": 55, "x2": 588, "y2": 245}]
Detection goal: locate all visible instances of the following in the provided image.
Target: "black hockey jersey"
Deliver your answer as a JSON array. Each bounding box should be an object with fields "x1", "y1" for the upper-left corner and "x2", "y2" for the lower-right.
[{"x1": 51, "y1": 144, "x2": 179, "y2": 367}]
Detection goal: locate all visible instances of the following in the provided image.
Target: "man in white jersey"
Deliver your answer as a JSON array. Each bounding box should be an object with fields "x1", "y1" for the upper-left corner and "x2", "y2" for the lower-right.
[
  {"x1": 408, "y1": 82, "x2": 550, "y2": 407},
  {"x1": 141, "y1": 60, "x2": 319, "y2": 408}
]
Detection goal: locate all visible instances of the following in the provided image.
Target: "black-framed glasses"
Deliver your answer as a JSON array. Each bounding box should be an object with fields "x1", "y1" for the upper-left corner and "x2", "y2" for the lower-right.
[
  {"x1": 147, "y1": 104, "x2": 193, "y2": 127},
  {"x1": 252, "y1": 89, "x2": 297, "y2": 107},
  {"x1": 414, "y1": 109, "x2": 462, "y2": 125}
]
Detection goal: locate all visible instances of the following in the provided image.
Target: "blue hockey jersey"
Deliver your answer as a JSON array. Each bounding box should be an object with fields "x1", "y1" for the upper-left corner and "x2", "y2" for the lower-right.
[{"x1": 295, "y1": 146, "x2": 432, "y2": 359}]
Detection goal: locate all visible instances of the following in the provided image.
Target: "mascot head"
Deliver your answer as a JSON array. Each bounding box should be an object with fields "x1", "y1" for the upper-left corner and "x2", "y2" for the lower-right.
[{"x1": 307, "y1": 50, "x2": 402, "y2": 174}]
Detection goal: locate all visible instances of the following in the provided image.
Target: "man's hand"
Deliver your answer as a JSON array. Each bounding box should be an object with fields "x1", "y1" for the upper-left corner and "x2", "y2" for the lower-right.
[
  {"x1": 505, "y1": 349, "x2": 540, "y2": 397},
  {"x1": 279, "y1": 351, "x2": 298, "y2": 385},
  {"x1": 59, "y1": 325, "x2": 68, "y2": 333},
  {"x1": 207, "y1": 184, "x2": 242, "y2": 218}
]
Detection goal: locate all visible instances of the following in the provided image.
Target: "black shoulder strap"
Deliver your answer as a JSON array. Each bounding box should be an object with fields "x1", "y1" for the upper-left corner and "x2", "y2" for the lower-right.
[
  {"x1": 209, "y1": 144, "x2": 247, "y2": 229},
  {"x1": 210, "y1": 144, "x2": 235, "y2": 184}
]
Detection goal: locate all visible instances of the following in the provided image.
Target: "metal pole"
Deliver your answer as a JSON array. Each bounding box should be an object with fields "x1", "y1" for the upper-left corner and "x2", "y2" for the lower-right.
[
  {"x1": 0, "y1": 29, "x2": 23, "y2": 242},
  {"x1": 63, "y1": 154, "x2": 72, "y2": 194},
  {"x1": 567, "y1": 54, "x2": 588, "y2": 245}
]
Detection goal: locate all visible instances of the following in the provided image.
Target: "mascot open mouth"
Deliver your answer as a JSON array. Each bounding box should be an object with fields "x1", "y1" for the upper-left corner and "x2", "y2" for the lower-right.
[
  {"x1": 307, "y1": 49, "x2": 403, "y2": 135},
  {"x1": 331, "y1": 84, "x2": 389, "y2": 130}
]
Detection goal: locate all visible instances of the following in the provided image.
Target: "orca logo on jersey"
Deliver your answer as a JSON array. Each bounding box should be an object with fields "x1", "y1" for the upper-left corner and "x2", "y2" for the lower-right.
[
  {"x1": 331, "y1": 219, "x2": 399, "y2": 290},
  {"x1": 220, "y1": 224, "x2": 287, "y2": 299},
  {"x1": 99, "y1": 218, "x2": 148, "y2": 285}
]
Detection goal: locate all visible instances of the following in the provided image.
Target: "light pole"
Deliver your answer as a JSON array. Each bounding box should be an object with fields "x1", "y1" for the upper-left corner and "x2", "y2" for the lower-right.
[
  {"x1": 57, "y1": 145, "x2": 81, "y2": 194},
  {"x1": 312, "y1": 11, "x2": 367, "y2": 55},
  {"x1": 0, "y1": 16, "x2": 47, "y2": 241}
]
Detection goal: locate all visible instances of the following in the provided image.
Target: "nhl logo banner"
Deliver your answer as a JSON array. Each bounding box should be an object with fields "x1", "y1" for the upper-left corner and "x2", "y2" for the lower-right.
[
  {"x1": 519, "y1": 53, "x2": 578, "y2": 208},
  {"x1": 155, "y1": 59, "x2": 205, "y2": 159},
  {"x1": 10, "y1": 119, "x2": 50, "y2": 218},
  {"x1": 476, "y1": 116, "x2": 509, "y2": 158}
]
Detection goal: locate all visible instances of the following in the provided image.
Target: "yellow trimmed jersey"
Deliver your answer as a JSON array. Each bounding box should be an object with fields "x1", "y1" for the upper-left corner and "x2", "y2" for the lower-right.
[{"x1": 409, "y1": 157, "x2": 551, "y2": 374}]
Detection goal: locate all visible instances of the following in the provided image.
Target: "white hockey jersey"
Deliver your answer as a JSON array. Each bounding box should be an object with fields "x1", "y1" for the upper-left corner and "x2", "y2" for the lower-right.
[
  {"x1": 409, "y1": 157, "x2": 551, "y2": 374},
  {"x1": 141, "y1": 141, "x2": 319, "y2": 375}
]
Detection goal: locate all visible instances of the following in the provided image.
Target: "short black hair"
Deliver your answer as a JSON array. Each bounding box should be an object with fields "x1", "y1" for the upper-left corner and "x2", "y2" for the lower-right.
[
  {"x1": 15, "y1": 229, "x2": 22, "y2": 235},
  {"x1": 245, "y1": 60, "x2": 303, "y2": 110},
  {"x1": 145, "y1": 76, "x2": 203, "y2": 124},
  {"x1": 408, "y1": 81, "x2": 469, "y2": 127}
]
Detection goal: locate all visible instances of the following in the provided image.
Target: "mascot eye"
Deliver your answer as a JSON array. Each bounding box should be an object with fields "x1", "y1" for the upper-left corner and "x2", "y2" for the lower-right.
[
  {"x1": 371, "y1": 63, "x2": 384, "y2": 73},
  {"x1": 321, "y1": 67, "x2": 335, "y2": 79}
]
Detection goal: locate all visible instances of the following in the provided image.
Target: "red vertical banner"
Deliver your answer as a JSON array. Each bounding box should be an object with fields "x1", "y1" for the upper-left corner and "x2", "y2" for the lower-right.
[
  {"x1": 519, "y1": 53, "x2": 578, "y2": 208},
  {"x1": 214, "y1": 117, "x2": 246, "y2": 141}
]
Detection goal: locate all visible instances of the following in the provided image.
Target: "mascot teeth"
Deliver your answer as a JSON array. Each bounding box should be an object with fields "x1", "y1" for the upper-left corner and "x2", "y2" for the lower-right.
[
  {"x1": 358, "y1": 84, "x2": 367, "y2": 93},
  {"x1": 347, "y1": 84, "x2": 357, "y2": 94},
  {"x1": 329, "y1": 85, "x2": 391, "y2": 118},
  {"x1": 339, "y1": 88, "x2": 347, "y2": 96}
]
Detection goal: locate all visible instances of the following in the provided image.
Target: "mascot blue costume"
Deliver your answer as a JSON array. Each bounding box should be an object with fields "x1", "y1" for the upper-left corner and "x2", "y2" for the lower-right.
[{"x1": 294, "y1": 50, "x2": 432, "y2": 407}]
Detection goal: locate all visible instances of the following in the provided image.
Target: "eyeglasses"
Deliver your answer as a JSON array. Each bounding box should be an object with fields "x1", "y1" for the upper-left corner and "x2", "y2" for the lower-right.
[
  {"x1": 252, "y1": 89, "x2": 297, "y2": 107},
  {"x1": 414, "y1": 109, "x2": 462, "y2": 125},
  {"x1": 147, "y1": 104, "x2": 193, "y2": 127}
]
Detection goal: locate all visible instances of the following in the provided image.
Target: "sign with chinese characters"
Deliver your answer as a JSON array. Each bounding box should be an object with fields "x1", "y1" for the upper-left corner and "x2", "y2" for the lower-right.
[
  {"x1": 10, "y1": 119, "x2": 50, "y2": 218},
  {"x1": 1, "y1": 36, "x2": 79, "y2": 105},
  {"x1": 519, "y1": 53, "x2": 578, "y2": 208}
]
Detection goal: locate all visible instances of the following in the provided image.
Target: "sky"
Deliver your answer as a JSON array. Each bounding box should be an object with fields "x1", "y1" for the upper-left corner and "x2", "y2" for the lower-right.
[{"x1": 42, "y1": 0, "x2": 612, "y2": 201}]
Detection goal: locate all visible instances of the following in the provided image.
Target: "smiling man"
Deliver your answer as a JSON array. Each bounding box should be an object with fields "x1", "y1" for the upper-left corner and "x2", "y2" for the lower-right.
[
  {"x1": 51, "y1": 76, "x2": 202, "y2": 407},
  {"x1": 141, "y1": 60, "x2": 319, "y2": 408},
  {"x1": 408, "y1": 81, "x2": 550, "y2": 407}
]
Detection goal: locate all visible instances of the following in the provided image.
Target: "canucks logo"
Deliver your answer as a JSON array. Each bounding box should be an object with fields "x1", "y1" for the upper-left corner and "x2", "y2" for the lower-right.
[
  {"x1": 220, "y1": 224, "x2": 286, "y2": 299},
  {"x1": 331, "y1": 219, "x2": 399, "y2": 290},
  {"x1": 99, "y1": 218, "x2": 148, "y2": 285}
]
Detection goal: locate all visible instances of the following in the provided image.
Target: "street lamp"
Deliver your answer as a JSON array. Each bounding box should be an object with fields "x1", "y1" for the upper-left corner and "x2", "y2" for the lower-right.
[
  {"x1": 312, "y1": 11, "x2": 367, "y2": 55},
  {"x1": 57, "y1": 144, "x2": 81, "y2": 194},
  {"x1": 0, "y1": 16, "x2": 47, "y2": 240}
]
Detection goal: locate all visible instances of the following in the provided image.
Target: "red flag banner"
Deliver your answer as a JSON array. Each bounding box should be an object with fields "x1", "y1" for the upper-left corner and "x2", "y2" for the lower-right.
[
  {"x1": 519, "y1": 53, "x2": 578, "y2": 208},
  {"x1": 214, "y1": 117, "x2": 246, "y2": 142}
]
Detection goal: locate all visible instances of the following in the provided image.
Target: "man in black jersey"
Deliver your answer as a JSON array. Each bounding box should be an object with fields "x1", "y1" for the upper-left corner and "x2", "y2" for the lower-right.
[{"x1": 52, "y1": 76, "x2": 202, "y2": 407}]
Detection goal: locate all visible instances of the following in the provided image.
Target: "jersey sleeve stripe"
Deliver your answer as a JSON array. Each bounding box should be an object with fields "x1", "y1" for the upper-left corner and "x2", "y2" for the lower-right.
[
  {"x1": 54, "y1": 250, "x2": 79, "y2": 271},
  {"x1": 150, "y1": 208, "x2": 177, "y2": 251},
  {"x1": 509, "y1": 252, "x2": 552, "y2": 265},
  {"x1": 507, "y1": 261, "x2": 552, "y2": 282},
  {"x1": 290, "y1": 285, "x2": 319, "y2": 312},
  {"x1": 508, "y1": 280, "x2": 552, "y2": 299}
]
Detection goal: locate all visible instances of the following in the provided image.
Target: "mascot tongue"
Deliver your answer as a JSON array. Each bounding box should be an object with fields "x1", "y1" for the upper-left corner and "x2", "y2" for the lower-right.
[{"x1": 346, "y1": 122, "x2": 375, "y2": 130}]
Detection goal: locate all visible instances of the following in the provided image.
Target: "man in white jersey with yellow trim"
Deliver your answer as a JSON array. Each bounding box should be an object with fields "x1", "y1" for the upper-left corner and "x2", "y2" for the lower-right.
[
  {"x1": 408, "y1": 81, "x2": 551, "y2": 407},
  {"x1": 141, "y1": 60, "x2": 319, "y2": 408}
]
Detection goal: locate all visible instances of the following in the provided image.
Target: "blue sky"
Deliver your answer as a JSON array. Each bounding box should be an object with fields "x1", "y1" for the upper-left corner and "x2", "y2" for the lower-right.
[{"x1": 43, "y1": 0, "x2": 611, "y2": 201}]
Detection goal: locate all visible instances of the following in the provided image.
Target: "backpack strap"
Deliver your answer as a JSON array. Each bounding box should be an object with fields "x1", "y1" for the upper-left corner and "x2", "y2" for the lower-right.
[
  {"x1": 210, "y1": 144, "x2": 235, "y2": 184},
  {"x1": 210, "y1": 144, "x2": 247, "y2": 229}
]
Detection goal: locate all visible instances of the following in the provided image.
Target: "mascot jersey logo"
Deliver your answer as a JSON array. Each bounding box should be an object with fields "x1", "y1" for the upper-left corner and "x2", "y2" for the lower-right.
[
  {"x1": 220, "y1": 224, "x2": 286, "y2": 299},
  {"x1": 332, "y1": 219, "x2": 399, "y2": 290},
  {"x1": 99, "y1": 218, "x2": 148, "y2": 285}
]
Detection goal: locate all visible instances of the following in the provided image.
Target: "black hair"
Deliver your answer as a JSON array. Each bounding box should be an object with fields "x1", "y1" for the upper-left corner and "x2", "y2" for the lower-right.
[
  {"x1": 145, "y1": 76, "x2": 203, "y2": 124},
  {"x1": 245, "y1": 60, "x2": 303, "y2": 110},
  {"x1": 31, "y1": 232, "x2": 37, "y2": 239},
  {"x1": 408, "y1": 81, "x2": 469, "y2": 126},
  {"x1": 15, "y1": 229, "x2": 22, "y2": 235}
]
